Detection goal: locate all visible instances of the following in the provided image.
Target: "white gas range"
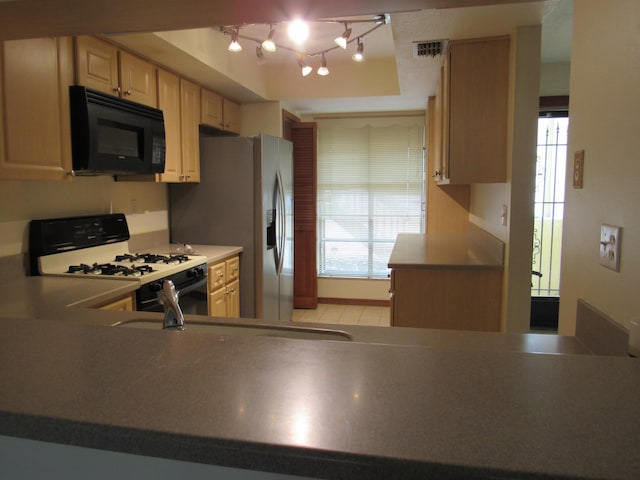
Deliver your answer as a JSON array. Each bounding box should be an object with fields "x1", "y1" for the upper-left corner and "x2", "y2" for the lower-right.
[{"x1": 29, "y1": 213, "x2": 208, "y2": 312}]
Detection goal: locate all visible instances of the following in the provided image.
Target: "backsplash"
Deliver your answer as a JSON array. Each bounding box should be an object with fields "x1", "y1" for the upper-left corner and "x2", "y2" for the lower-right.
[
  {"x1": 575, "y1": 299, "x2": 630, "y2": 356},
  {"x1": 0, "y1": 177, "x2": 168, "y2": 257}
]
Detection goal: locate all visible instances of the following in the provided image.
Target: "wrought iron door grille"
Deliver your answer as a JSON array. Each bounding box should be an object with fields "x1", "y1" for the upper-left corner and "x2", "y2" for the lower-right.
[{"x1": 532, "y1": 114, "x2": 568, "y2": 297}]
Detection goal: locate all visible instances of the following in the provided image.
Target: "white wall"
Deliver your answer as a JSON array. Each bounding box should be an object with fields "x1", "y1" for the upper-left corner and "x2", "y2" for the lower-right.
[
  {"x1": 240, "y1": 102, "x2": 283, "y2": 137},
  {"x1": 540, "y1": 62, "x2": 571, "y2": 96},
  {"x1": 558, "y1": 0, "x2": 640, "y2": 334},
  {"x1": 0, "y1": 178, "x2": 167, "y2": 257},
  {"x1": 469, "y1": 25, "x2": 541, "y2": 333}
]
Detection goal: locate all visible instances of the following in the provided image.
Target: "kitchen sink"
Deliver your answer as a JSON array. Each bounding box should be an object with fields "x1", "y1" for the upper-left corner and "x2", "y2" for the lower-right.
[{"x1": 112, "y1": 318, "x2": 353, "y2": 342}]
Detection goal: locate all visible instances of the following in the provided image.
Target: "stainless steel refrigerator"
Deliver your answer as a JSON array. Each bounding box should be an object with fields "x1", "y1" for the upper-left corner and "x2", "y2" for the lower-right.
[{"x1": 169, "y1": 134, "x2": 293, "y2": 322}]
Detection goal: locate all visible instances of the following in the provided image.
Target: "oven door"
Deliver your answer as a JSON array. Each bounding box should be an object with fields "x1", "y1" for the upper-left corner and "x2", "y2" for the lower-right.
[
  {"x1": 137, "y1": 275, "x2": 208, "y2": 315},
  {"x1": 178, "y1": 276, "x2": 208, "y2": 316}
]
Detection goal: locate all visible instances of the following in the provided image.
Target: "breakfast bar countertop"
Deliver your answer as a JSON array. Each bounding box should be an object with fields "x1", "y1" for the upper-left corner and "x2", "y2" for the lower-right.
[
  {"x1": 0, "y1": 251, "x2": 638, "y2": 480},
  {"x1": 0, "y1": 313, "x2": 639, "y2": 480},
  {"x1": 388, "y1": 229, "x2": 504, "y2": 270}
]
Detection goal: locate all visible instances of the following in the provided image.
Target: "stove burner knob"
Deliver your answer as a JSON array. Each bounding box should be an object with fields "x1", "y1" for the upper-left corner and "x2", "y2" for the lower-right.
[
  {"x1": 149, "y1": 281, "x2": 163, "y2": 292},
  {"x1": 187, "y1": 267, "x2": 204, "y2": 278}
]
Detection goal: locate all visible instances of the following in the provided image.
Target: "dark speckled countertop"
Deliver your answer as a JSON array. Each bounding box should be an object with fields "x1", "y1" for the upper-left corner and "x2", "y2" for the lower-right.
[
  {"x1": 1, "y1": 315, "x2": 639, "y2": 480},
  {"x1": 388, "y1": 230, "x2": 504, "y2": 269},
  {"x1": 0, "y1": 249, "x2": 639, "y2": 479}
]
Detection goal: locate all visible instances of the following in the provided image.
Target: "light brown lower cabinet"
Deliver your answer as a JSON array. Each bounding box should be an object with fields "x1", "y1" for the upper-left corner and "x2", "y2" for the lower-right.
[
  {"x1": 96, "y1": 293, "x2": 135, "y2": 311},
  {"x1": 208, "y1": 256, "x2": 240, "y2": 318},
  {"x1": 390, "y1": 267, "x2": 502, "y2": 332}
]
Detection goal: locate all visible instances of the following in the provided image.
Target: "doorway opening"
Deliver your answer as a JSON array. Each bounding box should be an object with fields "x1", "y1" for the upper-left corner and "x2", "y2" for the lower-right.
[{"x1": 531, "y1": 109, "x2": 568, "y2": 331}]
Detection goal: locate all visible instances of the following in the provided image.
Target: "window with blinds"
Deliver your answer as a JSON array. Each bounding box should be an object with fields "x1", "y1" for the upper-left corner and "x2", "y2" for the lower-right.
[{"x1": 317, "y1": 116, "x2": 425, "y2": 278}]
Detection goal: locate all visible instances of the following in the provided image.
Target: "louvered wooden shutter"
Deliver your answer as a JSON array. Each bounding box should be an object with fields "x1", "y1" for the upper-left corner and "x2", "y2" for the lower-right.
[{"x1": 291, "y1": 122, "x2": 318, "y2": 308}]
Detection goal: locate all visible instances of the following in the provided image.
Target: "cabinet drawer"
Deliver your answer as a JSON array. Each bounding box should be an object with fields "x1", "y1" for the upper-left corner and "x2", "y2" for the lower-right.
[
  {"x1": 208, "y1": 262, "x2": 226, "y2": 292},
  {"x1": 226, "y1": 256, "x2": 240, "y2": 282}
]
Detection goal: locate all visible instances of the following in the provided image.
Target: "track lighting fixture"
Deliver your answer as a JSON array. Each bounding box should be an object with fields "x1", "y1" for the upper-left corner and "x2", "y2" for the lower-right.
[
  {"x1": 334, "y1": 23, "x2": 352, "y2": 49},
  {"x1": 222, "y1": 14, "x2": 388, "y2": 78},
  {"x1": 262, "y1": 26, "x2": 276, "y2": 52},
  {"x1": 317, "y1": 53, "x2": 329, "y2": 76},
  {"x1": 228, "y1": 29, "x2": 242, "y2": 52},
  {"x1": 352, "y1": 38, "x2": 364, "y2": 62}
]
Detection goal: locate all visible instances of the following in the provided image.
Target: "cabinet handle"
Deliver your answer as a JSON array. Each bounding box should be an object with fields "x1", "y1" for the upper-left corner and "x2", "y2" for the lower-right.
[
  {"x1": 124, "y1": 89, "x2": 132, "y2": 96},
  {"x1": 113, "y1": 86, "x2": 121, "y2": 94}
]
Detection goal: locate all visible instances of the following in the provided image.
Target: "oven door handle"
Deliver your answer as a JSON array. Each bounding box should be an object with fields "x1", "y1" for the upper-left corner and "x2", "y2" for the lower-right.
[{"x1": 176, "y1": 276, "x2": 208, "y2": 297}]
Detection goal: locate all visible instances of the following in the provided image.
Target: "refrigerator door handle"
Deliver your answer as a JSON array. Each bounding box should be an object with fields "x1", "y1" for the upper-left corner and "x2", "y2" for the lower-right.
[{"x1": 275, "y1": 169, "x2": 286, "y2": 276}]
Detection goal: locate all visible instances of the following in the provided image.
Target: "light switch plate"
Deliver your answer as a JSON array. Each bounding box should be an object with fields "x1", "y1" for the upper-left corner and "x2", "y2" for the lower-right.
[{"x1": 600, "y1": 224, "x2": 621, "y2": 271}]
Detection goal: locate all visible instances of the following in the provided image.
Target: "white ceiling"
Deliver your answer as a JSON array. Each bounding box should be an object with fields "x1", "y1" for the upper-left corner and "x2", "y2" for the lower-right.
[
  {"x1": 0, "y1": 0, "x2": 573, "y2": 116},
  {"x1": 282, "y1": 0, "x2": 573, "y2": 114}
]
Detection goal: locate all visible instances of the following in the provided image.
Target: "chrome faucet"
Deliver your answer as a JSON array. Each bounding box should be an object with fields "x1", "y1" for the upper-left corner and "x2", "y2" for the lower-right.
[{"x1": 159, "y1": 280, "x2": 185, "y2": 330}]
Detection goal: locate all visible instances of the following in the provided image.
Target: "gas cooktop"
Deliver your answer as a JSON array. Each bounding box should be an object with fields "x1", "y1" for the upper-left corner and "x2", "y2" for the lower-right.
[{"x1": 29, "y1": 214, "x2": 208, "y2": 285}]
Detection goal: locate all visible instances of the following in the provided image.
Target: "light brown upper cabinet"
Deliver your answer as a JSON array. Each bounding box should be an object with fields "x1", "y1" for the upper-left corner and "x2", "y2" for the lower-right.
[
  {"x1": 75, "y1": 36, "x2": 157, "y2": 108},
  {"x1": 129, "y1": 71, "x2": 199, "y2": 183},
  {"x1": 155, "y1": 69, "x2": 183, "y2": 183},
  {"x1": 179, "y1": 79, "x2": 201, "y2": 182},
  {"x1": 435, "y1": 35, "x2": 510, "y2": 185},
  {"x1": 201, "y1": 88, "x2": 240, "y2": 134},
  {"x1": 0, "y1": 37, "x2": 74, "y2": 181}
]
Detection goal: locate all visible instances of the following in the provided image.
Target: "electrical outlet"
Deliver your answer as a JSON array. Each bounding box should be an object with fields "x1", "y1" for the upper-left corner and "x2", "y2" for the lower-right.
[
  {"x1": 600, "y1": 224, "x2": 621, "y2": 271},
  {"x1": 130, "y1": 199, "x2": 137, "y2": 214}
]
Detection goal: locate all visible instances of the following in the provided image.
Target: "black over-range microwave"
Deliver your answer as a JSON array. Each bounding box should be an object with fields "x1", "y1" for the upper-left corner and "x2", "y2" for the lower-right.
[{"x1": 69, "y1": 86, "x2": 166, "y2": 176}]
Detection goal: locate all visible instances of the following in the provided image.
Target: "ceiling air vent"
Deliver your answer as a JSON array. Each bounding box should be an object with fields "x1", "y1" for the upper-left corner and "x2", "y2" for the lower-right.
[{"x1": 412, "y1": 40, "x2": 448, "y2": 58}]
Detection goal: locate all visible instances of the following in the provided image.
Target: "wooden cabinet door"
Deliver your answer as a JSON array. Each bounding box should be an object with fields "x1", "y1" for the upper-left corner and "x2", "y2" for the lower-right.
[
  {"x1": 75, "y1": 35, "x2": 119, "y2": 95},
  {"x1": 98, "y1": 294, "x2": 134, "y2": 311},
  {"x1": 157, "y1": 69, "x2": 182, "y2": 182},
  {"x1": 0, "y1": 37, "x2": 73, "y2": 181},
  {"x1": 201, "y1": 89, "x2": 224, "y2": 129},
  {"x1": 392, "y1": 268, "x2": 502, "y2": 332},
  {"x1": 180, "y1": 79, "x2": 200, "y2": 182},
  {"x1": 208, "y1": 287, "x2": 226, "y2": 317},
  {"x1": 222, "y1": 98, "x2": 240, "y2": 133},
  {"x1": 226, "y1": 279, "x2": 240, "y2": 318},
  {"x1": 119, "y1": 50, "x2": 157, "y2": 107},
  {"x1": 447, "y1": 36, "x2": 509, "y2": 184}
]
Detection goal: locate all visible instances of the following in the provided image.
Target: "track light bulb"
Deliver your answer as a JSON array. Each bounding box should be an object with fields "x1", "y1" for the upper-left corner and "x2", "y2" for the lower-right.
[
  {"x1": 334, "y1": 23, "x2": 352, "y2": 49},
  {"x1": 317, "y1": 53, "x2": 329, "y2": 76},
  {"x1": 288, "y1": 19, "x2": 309, "y2": 44},
  {"x1": 298, "y1": 56, "x2": 313, "y2": 76},
  {"x1": 228, "y1": 30, "x2": 242, "y2": 52},
  {"x1": 352, "y1": 38, "x2": 364, "y2": 62},
  {"x1": 262, "y1": 27, "x2": 276, "y2": 52}
]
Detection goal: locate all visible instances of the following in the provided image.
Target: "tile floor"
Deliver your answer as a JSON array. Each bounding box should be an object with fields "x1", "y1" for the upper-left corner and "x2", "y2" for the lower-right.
[{"x1": 292, "y1": 303, "x2": 391, "y2": 327}]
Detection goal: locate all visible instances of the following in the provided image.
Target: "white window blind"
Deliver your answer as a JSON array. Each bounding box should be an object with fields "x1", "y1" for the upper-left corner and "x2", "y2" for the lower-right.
[{"x1": 317, "y1": 116, "x2": 425, "y2": 278}]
